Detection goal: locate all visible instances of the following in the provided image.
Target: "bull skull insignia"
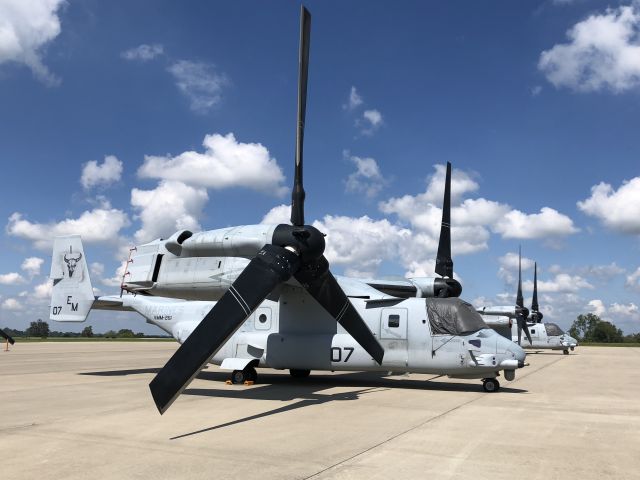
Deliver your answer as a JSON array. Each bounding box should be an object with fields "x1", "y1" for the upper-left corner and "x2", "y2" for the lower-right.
[{"x1": 63, "y1": 246, "x2": 83, "y2": 278}]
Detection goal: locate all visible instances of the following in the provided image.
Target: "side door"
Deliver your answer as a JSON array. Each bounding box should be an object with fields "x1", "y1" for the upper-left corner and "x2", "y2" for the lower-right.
[{"x1": 379, "y1": 308, "x2": 408, "y2": 367}]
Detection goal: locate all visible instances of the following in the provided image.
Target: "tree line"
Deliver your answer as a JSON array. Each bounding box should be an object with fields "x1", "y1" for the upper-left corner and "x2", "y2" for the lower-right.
[
  {"x1": 2, "y1": 319, "x2": 168, "y2": 339},
  {"x1": 568, "y1": 313, "x2": 640, "y2": 343}
]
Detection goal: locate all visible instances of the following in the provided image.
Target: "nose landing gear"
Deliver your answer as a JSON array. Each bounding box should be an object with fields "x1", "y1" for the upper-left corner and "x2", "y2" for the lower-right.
[{"x1": 482, "y1": 378, "x2": 500, "y2": 392}]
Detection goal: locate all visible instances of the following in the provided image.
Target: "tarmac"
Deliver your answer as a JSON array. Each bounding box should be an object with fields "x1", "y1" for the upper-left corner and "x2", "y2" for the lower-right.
[{"x1": 1, "y1": 342, "x2": 639, "y2": 480}]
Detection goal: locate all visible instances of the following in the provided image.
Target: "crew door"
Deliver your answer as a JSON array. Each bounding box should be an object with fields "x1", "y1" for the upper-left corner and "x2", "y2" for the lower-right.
[{"x1": 379, "y1": 308, "x2": 408, "y2": 367}]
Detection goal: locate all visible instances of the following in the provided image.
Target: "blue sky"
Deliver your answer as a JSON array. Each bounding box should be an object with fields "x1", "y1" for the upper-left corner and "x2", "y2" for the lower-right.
[{"x1": 1, "y1": 0, "x2": 639, "y2": 334}]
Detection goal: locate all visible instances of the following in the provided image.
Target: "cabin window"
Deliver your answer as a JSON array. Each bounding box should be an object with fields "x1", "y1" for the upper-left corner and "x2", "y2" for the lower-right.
[
  {"x1": 388, "y1": 314, "x2": 400, "y2": 328},
  {"x1": 531, "y1": 329, "x2": 536, "y2": 334},
  {"x1": 258, "y1": 313, "x2": 267, "y2": 324},
  {"x1": 545, "y1": 323, "x2": 564, "y2": 336}
]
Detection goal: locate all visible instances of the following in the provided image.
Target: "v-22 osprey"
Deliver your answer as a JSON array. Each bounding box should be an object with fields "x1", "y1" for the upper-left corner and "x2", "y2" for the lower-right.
[{"x1": 50, "y1": 7, "x2": 526, "y2": 414}]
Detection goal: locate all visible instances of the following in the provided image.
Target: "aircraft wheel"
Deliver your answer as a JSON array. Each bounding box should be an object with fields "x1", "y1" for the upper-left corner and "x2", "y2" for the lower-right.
[
  {"x1": 289, "y1": 369, "x2": 311, "y2": 379},
  {"x1": 231, "y1": 366, "x2": 257, "y2": 384},
  {"x1": 482, "y1": 378, "x2": 500, "y2": 392},
  {"x1": 570, "y1": 347, "x2": 575, "y2": 351},
  {"x1": 246, "y1": 366, "x2": 258, "y2": 382},
  {"x1": 563, "y1": 349, "x2": 569, "y2": 355}
]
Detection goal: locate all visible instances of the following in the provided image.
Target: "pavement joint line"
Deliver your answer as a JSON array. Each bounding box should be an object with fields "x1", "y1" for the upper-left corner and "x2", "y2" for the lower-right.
[
  {"x1": 303, "y1": 393, "x2": 483, "y2": 479},
  {"x1": 303, "y1": 352, "x2": 568, "y2": 479}
]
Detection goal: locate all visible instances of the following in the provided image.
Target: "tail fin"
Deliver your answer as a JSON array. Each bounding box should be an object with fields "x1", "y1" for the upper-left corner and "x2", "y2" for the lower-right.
[{"x1": 50, "y1": 235, "x2": 95, "y2": 322}]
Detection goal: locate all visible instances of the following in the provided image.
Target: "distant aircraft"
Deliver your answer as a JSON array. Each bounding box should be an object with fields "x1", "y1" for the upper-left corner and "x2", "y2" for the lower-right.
[{"x1": 478, "y1": 252, "x2": 578, "y2": 354}]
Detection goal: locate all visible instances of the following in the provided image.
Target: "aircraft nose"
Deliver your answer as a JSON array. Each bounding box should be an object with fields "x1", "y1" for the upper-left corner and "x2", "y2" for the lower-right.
[{"x1": 497, "y1": 334, "x2": 526, "y2": 366}]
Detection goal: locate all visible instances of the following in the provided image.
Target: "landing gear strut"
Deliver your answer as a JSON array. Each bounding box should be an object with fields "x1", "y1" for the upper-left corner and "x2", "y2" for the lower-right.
[
  {"x1": 482, "y1": 378, "x2": 500, "y2": 392},
  {"x1": 231, "y1": 366, "x2": 257, "y2": 384}
]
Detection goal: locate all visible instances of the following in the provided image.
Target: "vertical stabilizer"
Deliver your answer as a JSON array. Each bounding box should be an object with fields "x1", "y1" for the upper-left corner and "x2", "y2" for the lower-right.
[{"x1": 50, "y1": 236, "x2": 95, "y2": 322}]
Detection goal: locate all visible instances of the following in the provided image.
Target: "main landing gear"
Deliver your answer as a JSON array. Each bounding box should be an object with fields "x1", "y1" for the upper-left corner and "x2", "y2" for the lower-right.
[
  {"x1": 482, "y1": 378, "x2": 500, "y2": 392},
  {"x1": 563, "y1": 349, "x2": 569, "y2": 355},
  {"x1": 231, "y1": 366, "x2": 257, "y2": 384}
]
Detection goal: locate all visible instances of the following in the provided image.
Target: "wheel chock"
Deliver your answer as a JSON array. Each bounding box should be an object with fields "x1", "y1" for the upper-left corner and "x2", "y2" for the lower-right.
[
  {"x1": 225, "y1": 380, "x2": 232, "y2": 385},
  {"x1": 244, "y1": 380, "x2": 254, "y2": 386}
]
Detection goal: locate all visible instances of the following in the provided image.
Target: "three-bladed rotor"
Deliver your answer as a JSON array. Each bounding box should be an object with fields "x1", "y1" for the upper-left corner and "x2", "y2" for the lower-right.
[{"x1": 149, "y1": 7, "x2": 384, "y2": 414}]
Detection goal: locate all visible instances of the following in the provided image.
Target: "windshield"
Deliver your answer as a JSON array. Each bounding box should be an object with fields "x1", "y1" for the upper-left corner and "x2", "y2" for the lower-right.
[
  {"x1": 426, "y1": 298, "x2": 488, "y2": 335},
  {"x1": 545, "y1": 323, "x2": 564, "y2": 336}
]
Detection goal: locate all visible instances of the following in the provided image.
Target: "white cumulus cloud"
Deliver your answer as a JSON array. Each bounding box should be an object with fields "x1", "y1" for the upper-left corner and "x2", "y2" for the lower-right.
[
  {"x1": 260, "y1": 204, "x2": 291, "y2": 225},
  {"x1": 588, "y1": 299, "x2": 607, "y2": 316},
  {"x1": 523, "y1": 273, "x2": 593, "y2": 293},
  {"x1": 313, "y1": 215, "x2": 411, "y2": 278},
  {"x1": 577, "y1": 177, "x2": 640, "y2": 234},
  {"x1": 131, "y1": 180, "x2": 208, "y2": 243},
  {"x1": 121, "y1": 43, "x2": 164, "y2": 61},
  {"x1": 539, "y1": 5, "x2": 640, "y2": 93},
  {"x1": 626, "y1": 266, "x2": 640, "y2": 292},
  {"x1": 33, "y1": 279, "x2": 52, "y2": 299},
  {"x1": 358, "y1": 109, "x2": 384, "y2": 135},
  {"x1": 138, "y1": 132, "x2": 287, "y2": 195},
  {"x1": 1, "y1": 298, "x2": 23, "y2": 310},
  {"x1": 80, "y1": 155, "x2": 123, "y2": 190},
  {"x1": 343, "y1": 86, "x2": 363, "y2": 110},
  {"x1": 493, "y1": 207, "x2": 579, "y2": 239},
  {"x1": 0, "y1": 272, "x2": 26, "y2": 285},
  {"x1": 21, "y1": 257, "x2": 43, "y2": 277},
  {"x1": 345, "y1": 153, "x2": 386, "y2": 198},
  {"x1": 6, "y1": 204, "x2": 130, "y2": 250},
  {"x1": 0, "y1": 0, "x2": 65, "y2": 86},
  {"x1": 168, "y1": 60, "x2": 229, "y2": 113}
]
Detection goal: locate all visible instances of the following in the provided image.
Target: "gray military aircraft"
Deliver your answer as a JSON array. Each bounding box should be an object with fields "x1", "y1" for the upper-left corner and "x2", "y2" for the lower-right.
[
  {"x1": 478, "y1": 251, "x2": 578, "y2": 354},
  {"x1": 50, "y1": 7, "x2": 526, "y2": 414}
]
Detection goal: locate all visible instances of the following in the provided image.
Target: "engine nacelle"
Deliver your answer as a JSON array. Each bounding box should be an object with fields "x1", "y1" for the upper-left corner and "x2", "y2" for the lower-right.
[{"x1": 164, "y1": 230, "x2": 193, "y2": 256}]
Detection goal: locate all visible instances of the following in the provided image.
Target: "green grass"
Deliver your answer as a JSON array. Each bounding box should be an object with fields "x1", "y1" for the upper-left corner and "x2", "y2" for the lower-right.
[{"x1": 12, "y1": 337, "x2": 174, "y2": 342}]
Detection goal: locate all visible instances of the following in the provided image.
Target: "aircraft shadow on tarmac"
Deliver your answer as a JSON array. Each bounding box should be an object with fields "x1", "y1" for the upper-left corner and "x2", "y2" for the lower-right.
[{"x1": 78, "y1": 368, "x2": 527, "y2": 439}]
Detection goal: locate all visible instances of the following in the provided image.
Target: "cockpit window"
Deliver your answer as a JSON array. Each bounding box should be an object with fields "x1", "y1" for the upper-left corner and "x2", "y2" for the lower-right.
[
  {"x1": 545, "y1": 323, "x2": 564, "y2": 336},
  {"x1": 425, "y1": 298, "x2": 488, "y2": 335}
]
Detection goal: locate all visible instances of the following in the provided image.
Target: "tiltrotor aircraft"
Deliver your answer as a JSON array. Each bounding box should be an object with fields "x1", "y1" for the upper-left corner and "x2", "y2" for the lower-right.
[
  {"x1": 49, "y1": 7, "x2": 526, "y2": 414},
  {"x1": 478, "y1": 250, "x2": 578, "y2": 354}
]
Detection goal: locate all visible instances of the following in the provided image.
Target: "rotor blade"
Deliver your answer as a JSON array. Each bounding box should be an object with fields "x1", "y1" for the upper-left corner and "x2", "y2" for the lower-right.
[
  {"x1": 516, "y1": 246, "x2": 524, "y2": 309},
  {"x1": 296, "y1": 257, "x2": 384, "y2": 364},
  {"x1": 435, "y1": 162, "x2": 453, "y2": 278},
  {"x1": 149, "y1": 245, "x2": 299, "y2": 414},
  {"x1": 523, "y1": 317, "x2": 532, "y2": 345},
  {"x1": 531, "y1": 262, "x2": 539, "y2": 313},
  {"x1": 290, "y1": 6, "x2": 311, "y2": 227},
  {"x1": 517, "y1": 318, "x2": 522, "y2": 346},
  {"x1": 0, "y1": 328, "x2": 15, "y2": 345}
]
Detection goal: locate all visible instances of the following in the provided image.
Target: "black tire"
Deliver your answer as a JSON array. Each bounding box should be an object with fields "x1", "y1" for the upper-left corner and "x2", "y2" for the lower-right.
[
  {"x1": 289, "y1": 369, "x2": 311, "y2": 379},
  {"x1": 231, "y1": 369, "x2": 246, "y2": 384},
  {"x1": 246, "y1": 366, "x2": 258, "y2": 382},
  {"x1": 232, "y1": 366, "x2": 257, "y2": 384},
  {"x1": 563, "y1": 349, "x2": 569, "y2": 355},
  {"x1": 482, "y1": 378, "x2": 500, "y2": 392}
]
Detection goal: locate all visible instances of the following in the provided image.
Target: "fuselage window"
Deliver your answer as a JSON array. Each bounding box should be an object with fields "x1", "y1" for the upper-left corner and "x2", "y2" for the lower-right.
[
  {"x1": 388, "y1": 314, "x2": 400, "y2": 328},
  {"x1": 258, "y1": 313, "x2": 267, "y2": 324},
  {"x1": 531, "y1": 329, "x2": 536, "y2": 334}
]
